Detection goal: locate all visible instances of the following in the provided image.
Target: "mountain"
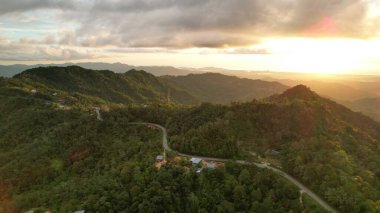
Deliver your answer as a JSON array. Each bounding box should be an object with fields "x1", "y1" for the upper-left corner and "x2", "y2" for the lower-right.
[
  {"x1": 278, "y1": 79, "x2": 374, "y2": 101},
  {"x1": 168, "y1": 85, "x2": 380, "y2": 212},
  {"x1": 74, "y1": 62, "x2": 198, "y2": 76},
  {"x1": 161, "y1": 73, "x2": 289, "y2": 104},
  {"x1": 343, "y1": 97, "x2": 380, "y2": 122},
  {"x1": 0, "y1": 62, "x2": 199, "y2": 77},
  {"x1": 13, "y1": 66, "x2": 198, "y2": 105},
  {"x1": 0, "y1": 81, "x2": 314, "y2": 212},
  {"x1": 3, "y1": 66, "x2": 380, "y2": 212},
  {"x1": 0, "y1": 64, "x2": 37, "y2": 77},
  {"x1": 10, "y1": 66, "x2": 288, "y2": 106}
]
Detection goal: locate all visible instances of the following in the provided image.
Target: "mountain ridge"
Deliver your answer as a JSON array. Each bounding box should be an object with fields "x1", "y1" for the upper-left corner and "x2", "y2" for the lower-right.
[
  {"x1": 11, "y1": 66, "x2": 289, "y2": 106},
  {"x1": 161, "y1": 72, "x2": 289, "y2": 104}
]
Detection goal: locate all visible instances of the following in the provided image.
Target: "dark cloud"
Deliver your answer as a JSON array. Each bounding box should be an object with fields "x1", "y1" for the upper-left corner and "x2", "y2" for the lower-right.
[
  {"x1": 0, "y1": 0, "x2": 75, "y2": 15},
  {"x1": 64, "y1": 0, "x2": 376, "y2": 49},
  {"x1": 0, "y1": 0, "x2": 378, "y2": 51}
]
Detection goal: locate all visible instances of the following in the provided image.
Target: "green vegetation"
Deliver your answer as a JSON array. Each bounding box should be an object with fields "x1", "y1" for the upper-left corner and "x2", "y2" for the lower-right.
[
  {"x1": 10, "y1": 66, "x2": 288, "y2": 107},
  {"x1": 12, "y1": 66, "x2": 198, "y2": 106},
  {"x1": 2, "y1": 67, "x2": 380, "y2": 212},
  {"x1": 302, "y1": 194, "x2": 328, "y2": 213},
  {"x1": 167, "y1": 85, "x2": 380, "y2": 212},
  {"x1": 0, "y1": 87, "x2": 304, "y2": 212}
]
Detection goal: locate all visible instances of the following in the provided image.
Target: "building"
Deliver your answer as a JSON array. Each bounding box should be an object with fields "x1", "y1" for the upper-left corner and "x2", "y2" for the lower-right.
[
  {"x1": 31, "y1": 89, "x2": 37, "y2": 94},
  {"x1": 73, "y1": 210, "x2": 85, "y2": 213},
  {"x1": 206, "y1": 162, "x2": 216, "y2": 169},
  {"x1": 156, "y1": 155, "x2": 164, "y2": 162},
  {"x1": 190, "y1": 157, "x2": 202, "y2": 165}
]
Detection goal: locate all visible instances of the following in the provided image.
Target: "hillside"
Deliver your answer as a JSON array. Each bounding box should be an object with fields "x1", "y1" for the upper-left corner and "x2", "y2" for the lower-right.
[
  {"x1": 161, "y1": 73, "x2": 288, "y2": 104},
  {"x1": 278, "y1": 79, "x2": 374, "y2": 101},
  {"x1": 3, "y1": 67, "x2": 380, "y2": 212},
  {"x1": 0, "y1": 65, "x2": 35, "y2": 77},
  {"x1": 10, "y1": 66, "x2": 289, "y2": 106},
  {"x1": 0, "y1": 84, "x2": 311, "y2": 212},
  {"x1": 0, "y1": 63, "x2": 198, "y2": 77},
  {"x1": 343, "y1": 97, "x2": 380, "y2": 122},
  {"x1": 12, "y1": 66, "x2": 198, "y2": 106},
  {"x1": 168, "y1": 85, "x2": 380, "y2": 212}
]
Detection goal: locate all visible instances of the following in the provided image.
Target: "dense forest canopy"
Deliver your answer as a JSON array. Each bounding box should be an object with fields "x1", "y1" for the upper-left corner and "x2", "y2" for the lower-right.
[
  {"x1": 0, "y1": 86, "x2": 309, "y2": 212},
  {"x1": 167, "y1": 86, "x2": 380, "y2": 212},
  {"x1": 1, "y1": 66, "x2": 380, "y2": 212}
]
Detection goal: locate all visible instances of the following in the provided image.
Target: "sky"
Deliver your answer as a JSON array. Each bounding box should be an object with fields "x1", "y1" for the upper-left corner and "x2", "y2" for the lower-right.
[{"x1": 1, "y1": 0, "x2": 380, "y2": 74}]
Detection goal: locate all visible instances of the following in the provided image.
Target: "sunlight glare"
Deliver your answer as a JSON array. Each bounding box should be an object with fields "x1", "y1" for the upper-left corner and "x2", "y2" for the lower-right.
[{"x1": 261, "y1": 38, "x2": 380, "y2": 74}]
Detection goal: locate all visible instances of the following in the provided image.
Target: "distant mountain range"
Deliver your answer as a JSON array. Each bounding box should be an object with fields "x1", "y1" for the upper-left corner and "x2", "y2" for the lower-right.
[
  {"x1": 2, "y1": 62, "x2": 379, "y2": 100},
  {"x1": 343, "y1": 97, "x2": 380, "y2": 122},
  {"x1": 161, "y1": 73, "x2": 287, "y2": 104},
  {"x1": 0, "y1": 62, "x2": 199, "y2": 77},
  {"x1": 10, "y1": 66, "x2": 288, "y2": 106},
  {"x1": 2, "y1": 62, "x2": 380, "y2": 119}
]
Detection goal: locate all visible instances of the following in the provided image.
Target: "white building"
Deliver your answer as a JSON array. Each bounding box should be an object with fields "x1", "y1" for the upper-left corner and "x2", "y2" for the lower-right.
[{"x1": 190, "y1": 157, "x2": 202, "y2": 165}]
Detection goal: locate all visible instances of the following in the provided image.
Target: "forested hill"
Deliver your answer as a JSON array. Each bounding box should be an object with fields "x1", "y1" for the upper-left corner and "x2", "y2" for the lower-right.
[
  {"x1": 13, "y1": 66, "x2": 198, "y2": 105},
  {"x1": 161, "y1": 73, "x2": 288, "y2": 104},
  {"x1": 10, "y1": 66, "x2": 289, "y2": 106},
  {"x1": 0, "y1": 79, "x2": 315, "y2": 212},
  {"x1": 169, "y1": 85, "x2": 380, "y2": 212},
  {"x1": 268, "y1": 85, "x2": 380, "y2": 139},
  {"x1": 2, "y1": 71, "x2": 380, "y2": 211}
]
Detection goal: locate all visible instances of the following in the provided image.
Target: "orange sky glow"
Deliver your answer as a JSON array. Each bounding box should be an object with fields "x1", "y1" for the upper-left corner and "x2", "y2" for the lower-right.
[{"x1": 1, "y1": 0, "x2": 380, "y2": 75}]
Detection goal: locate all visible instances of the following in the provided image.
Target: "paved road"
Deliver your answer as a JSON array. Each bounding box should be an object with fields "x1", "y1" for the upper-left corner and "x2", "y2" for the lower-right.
[{"x1": 128, "y1": 122, "x2": 337, "y2": 213}]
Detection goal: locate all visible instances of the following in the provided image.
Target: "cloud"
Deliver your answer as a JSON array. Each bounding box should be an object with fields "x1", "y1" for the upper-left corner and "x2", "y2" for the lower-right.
[
  {"x1": 279, "y1": 0, "x2": 373, "y2": 37},
  {"x1": 0, "y1": 0, "x2": 75, "y2": 15},
  {"x1": 61, "y1": 0, "x2": 379, "y2": 49},
  {"x1": 0, "y1": 38, "x2": 98, "y2": 61},
  {"x1": 0, "y1": 0, "x2": 379, "y2": 62},
  {"x1": 220, "y1": 48, "x2": 271, "y2": 55}
]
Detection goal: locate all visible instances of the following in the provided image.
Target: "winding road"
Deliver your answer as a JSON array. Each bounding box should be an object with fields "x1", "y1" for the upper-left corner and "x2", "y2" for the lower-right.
[{"x1": 128, "y1": 122, "x2": 338, "y2": 213}]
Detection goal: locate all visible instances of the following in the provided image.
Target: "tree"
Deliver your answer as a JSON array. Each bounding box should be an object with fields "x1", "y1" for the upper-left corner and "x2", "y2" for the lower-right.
[{"x1": 187, "y1": 193, "x2": 200, "y2": 213}]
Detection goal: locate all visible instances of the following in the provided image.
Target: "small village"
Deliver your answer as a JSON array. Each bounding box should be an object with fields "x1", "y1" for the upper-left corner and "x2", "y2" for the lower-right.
[{"x1": 154, "y1": 154, "x2": 224, "y2": 173}]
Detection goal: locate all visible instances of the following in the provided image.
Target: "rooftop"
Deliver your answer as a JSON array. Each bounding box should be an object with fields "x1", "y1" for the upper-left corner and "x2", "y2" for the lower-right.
[{"x1": 190, "y1": 157, "x2": 202, "y2": 164}]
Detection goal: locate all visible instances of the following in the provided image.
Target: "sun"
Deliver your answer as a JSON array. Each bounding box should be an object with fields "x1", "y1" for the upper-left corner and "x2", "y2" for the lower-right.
[{"x1": 262, "y1": 38, "x2": 373, "y2": 74}]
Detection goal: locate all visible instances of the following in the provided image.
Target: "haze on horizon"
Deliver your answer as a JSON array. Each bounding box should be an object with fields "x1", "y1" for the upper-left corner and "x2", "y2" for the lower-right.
[{"x1": 1, "y1": 0, "x2": 380, "y2": 75}]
